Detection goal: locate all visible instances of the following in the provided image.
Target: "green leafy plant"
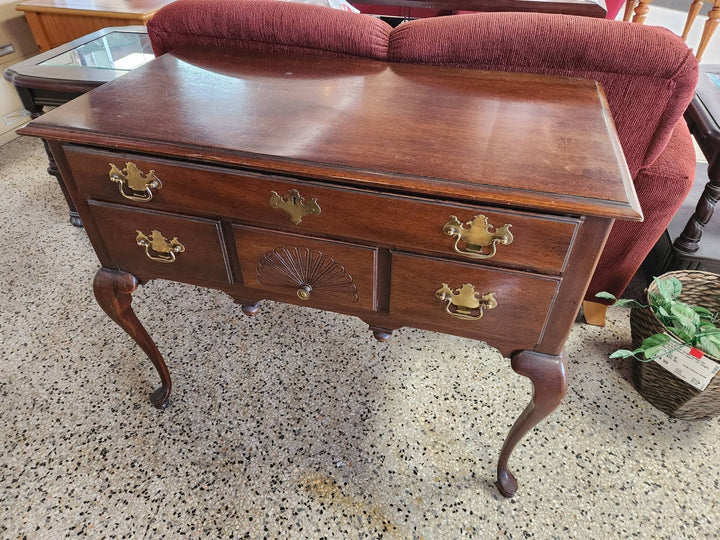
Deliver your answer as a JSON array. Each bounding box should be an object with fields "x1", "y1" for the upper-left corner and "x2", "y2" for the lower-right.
[{"x1": 596, "y1": 276, "x2": 720, "y2": 362}]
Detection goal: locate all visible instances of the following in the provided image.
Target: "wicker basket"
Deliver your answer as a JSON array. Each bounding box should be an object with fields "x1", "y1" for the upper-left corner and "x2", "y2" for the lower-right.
[{"x1": 630, "y1": 270, "x2": 720, "y2": 420}]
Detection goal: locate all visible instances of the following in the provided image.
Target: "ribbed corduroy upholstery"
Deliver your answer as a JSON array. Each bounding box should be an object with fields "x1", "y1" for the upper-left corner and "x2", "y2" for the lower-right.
[
  {"x1": 147, "y1": 0, "x2": 392, "y2": 59},
  {"x1": 388, "y1": 13, "x2": 699, "y2": 299},
  {"x1": 591, "y1": 121, "x2": 696, "y2": 298}
]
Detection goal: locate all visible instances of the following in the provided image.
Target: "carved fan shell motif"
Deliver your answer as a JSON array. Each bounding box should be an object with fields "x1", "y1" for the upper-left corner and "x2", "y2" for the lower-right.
[{"x1": 256, "y1": 246, "x2": 358, "y2": 303}]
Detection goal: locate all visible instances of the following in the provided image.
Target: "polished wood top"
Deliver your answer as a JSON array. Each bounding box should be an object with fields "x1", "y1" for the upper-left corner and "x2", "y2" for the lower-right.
[
  {"x1": 16, "y1": 0, "x2": 174, "y2": 17},
  {"x1": 20, "y1": 48, "x2": 641, "y2": 220}
]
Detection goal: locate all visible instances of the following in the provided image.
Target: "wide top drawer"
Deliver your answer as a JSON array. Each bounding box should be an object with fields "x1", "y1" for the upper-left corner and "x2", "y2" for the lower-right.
[{"x1": 64, "y1": 145, "x2": 579, "y2": 274}]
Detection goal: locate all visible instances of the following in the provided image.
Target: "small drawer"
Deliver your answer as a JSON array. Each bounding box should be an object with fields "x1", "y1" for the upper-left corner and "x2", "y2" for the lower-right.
[
  {"x1": 389, "y1": 252, "x2": 559, "y2": 348},
  {"x1": 232, "y1": 225, "x2": 377, "y2": 311},
  {"x1": 65, "y1": 145, "x2": 577, "y2": 274},
  {"x1": 87, "y1": 201, "x2": 232, "y2": 287}
]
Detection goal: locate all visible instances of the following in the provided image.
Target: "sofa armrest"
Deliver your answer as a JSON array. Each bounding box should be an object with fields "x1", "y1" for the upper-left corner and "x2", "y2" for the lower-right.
[{"x1": 586, "y1": 119, "x2": 697, "y2": 300}]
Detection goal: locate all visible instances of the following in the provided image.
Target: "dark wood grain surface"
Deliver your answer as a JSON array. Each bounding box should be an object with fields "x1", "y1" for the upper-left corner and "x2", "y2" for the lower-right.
[
  {"x1": 64, "y1": 145, "x2": 580, "y2": 275},
  {"x1": 21, "y1": 48, "x2": 641, "y2": 221}
]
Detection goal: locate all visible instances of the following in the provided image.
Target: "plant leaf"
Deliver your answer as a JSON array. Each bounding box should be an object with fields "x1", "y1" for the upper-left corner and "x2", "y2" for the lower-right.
[
  {"x1": 670, "y1": 302, "x2": 698, "y2": 321},
  {"x1": 654, "y1": 277, "x2": 682, "y2": 303},
  {"x1": 640, "y1": 333, "x2": 673, "y2": 359},
  {"x1": 595, "y1": 291, "x2": 617, "y2": 301},
  {"x1": 613, "y1": 299, "x2": 646, "y2": 308},
  {"x1": 669, "y1": 321, "x2": 695, "y2": 343},
  {"x1": 698, "y1": 323, "x2": 719, "y2": 333},
  {"x1": 609, "y1": 349, "x2": 636, "y2": 359},
  {"x1": 670, "y1": 303, "x2": 700, "y2": 330},
  {"x1": 669, "y1": 277, "x2": 683, "y2": 298},
  {"x1": 693, "y1": 306, "x2": 715, "y2": 319},
  {"x1": 649, "y1": 292, "x2": 667, "y2": 310},
  {"x1": 697, "y1": 336, "x2": 720, "y2": 358}
]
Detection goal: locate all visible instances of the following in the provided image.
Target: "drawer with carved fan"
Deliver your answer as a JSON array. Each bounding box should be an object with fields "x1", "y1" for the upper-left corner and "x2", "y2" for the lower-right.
[
  {"x1": 64, "y1": 145, "x2": 578, "y2": 275},
  {"x1": 232, "y1": 225, "x2": 378, "y2": 311},
  {"x1": 389, "y1": 252, "x2": 560, "y2": 349},
  {"x1": 86, "y1": 201, "x2": 233, "y2": 287}
]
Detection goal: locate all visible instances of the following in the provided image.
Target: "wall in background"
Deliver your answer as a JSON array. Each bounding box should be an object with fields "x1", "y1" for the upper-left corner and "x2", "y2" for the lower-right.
[{"x1": 0, "y1": 0, "x2": 38, "y2": 145}]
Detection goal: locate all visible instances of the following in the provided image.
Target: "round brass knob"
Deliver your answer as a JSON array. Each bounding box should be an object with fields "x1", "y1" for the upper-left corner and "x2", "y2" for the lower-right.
[{"x1": 297, "y1": 284, "x2": 312, "y2": 300}]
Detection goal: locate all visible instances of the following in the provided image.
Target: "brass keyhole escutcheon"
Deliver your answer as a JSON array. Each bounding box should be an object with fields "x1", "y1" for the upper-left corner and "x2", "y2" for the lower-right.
[
  {"x1": 436, "y1": 283, "x2": 497, "y2": 320},
  {"x1": 443, "y1": 214, "x2": 513, "y2": 259},
  {"x1": 136, "y1": 229, "x2": 185, "y2": 263},
  {"x1": 269, "y1": 189, "x2": 321, "y2": 225},
  {"x1": 109, "y1": 162, "x2": 162, "y2": 201}
]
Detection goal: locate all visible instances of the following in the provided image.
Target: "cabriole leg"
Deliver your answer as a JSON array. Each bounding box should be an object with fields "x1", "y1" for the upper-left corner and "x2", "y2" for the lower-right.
[
  {"x1": 496, "y1": 350, "x2": 568, "y2": 497},
  {"x1": 93, "y1": 268, "x2": 171, "y2": 409}
]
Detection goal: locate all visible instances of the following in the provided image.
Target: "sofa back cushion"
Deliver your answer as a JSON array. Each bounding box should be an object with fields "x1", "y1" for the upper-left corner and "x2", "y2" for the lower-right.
[
  {"x1": 148, "y1": 0, "x2": 392, "y2": 60},
  {"x1": 388, "y1": 13, "x2": 698, "y2": 177}
]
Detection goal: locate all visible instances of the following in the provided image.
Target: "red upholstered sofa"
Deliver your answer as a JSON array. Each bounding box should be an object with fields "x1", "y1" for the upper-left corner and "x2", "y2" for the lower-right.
[{"x1": 148, "y1": 0, "x2": 699, "y2": 323}]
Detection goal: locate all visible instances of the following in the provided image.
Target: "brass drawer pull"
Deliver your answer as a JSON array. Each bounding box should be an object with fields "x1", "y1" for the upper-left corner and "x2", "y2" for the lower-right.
[
  {"x1": 109, "y1": 162, "x2": 162, "y2": 201},
  {"x1": 270, "y1": 189, "x2": 321, "y2": 224},
  {"x1": 443, "y1": 214, "x2": 513, "y2": 259},
  {"x1": 296, "y1": 284, "x2": 312, "y2": 300},
  {"x1": 436, "y1": 283, "x2": 497, "y2": 320},
  {"x1": 136, "y1": 229, "x2": 185, "y2": 263}
]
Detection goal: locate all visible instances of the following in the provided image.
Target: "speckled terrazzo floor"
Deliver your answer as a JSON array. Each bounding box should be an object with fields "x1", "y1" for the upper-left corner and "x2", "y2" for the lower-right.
[{"x1": 1, "y1": 135, "x2": 719, "y2": 539}]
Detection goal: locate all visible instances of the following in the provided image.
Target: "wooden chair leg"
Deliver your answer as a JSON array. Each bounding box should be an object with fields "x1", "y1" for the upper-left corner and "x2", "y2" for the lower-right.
[
  {"x1": 623, "y1": 0, "x2": 638, "y2": 21},
  {"x1": 582, "y1": 300, "x2": 608, "y2": 327},
  {"x1": 682, "y1": 0, "x2": 705, "y2": 41},
  {"x1": 632, "y1": 0, "x2": 655, "y2": 24},
  {"x1": 697, "y1": 1, "x2": 720, "y2": 62}
]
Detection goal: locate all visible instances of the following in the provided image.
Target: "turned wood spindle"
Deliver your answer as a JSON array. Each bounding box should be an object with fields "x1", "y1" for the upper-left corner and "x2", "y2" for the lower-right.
[{"x1": 673, "y1": 165, "x2": 720, "y2": 253}]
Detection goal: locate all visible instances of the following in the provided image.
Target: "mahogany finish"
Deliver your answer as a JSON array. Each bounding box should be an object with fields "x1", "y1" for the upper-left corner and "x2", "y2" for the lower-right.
[
  {"x1": 65, "y1": 145, "x2": 580, "y2": 274},
  {"x1": 496, "y1": 350, "x2": 568, "y2": 497},
  {"x1": 93, "y1": 268, "x2": 171, "y2": 408},
  {"x1": 21, "y1": 48, "x2": 640, "y2": 497}
]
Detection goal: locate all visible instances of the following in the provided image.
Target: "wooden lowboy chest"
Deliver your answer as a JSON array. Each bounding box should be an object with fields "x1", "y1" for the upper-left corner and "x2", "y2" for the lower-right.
[{"x1": 19, "y1": 48, "x2": 641, "y2": 497}]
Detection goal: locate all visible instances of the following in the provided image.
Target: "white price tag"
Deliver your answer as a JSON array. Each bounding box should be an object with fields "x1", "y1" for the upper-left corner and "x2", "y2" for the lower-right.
[{"x1": 652, "y1": 339, "x2": 720, "y2": 391}]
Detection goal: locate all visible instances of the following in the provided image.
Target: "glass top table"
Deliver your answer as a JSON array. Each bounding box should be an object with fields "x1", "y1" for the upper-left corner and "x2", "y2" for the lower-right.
[
  {"x1": 4, "y1": 26, "x2": 152, "y2": 90},
  {"x1": 39, "y1": 29, "x2": 153, "y2": 71},
  {"x1": 3, "y1": 26, "x2": 154, "y2": 227}
]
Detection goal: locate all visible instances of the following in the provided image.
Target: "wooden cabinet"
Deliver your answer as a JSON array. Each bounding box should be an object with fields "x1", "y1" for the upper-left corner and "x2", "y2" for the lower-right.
[
  {"x1": 20, "y1": 49, "x2": 641, "y2": 497},
  {"x1": 15, "y1": 0, "x2": 174, "y2": 51}
]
